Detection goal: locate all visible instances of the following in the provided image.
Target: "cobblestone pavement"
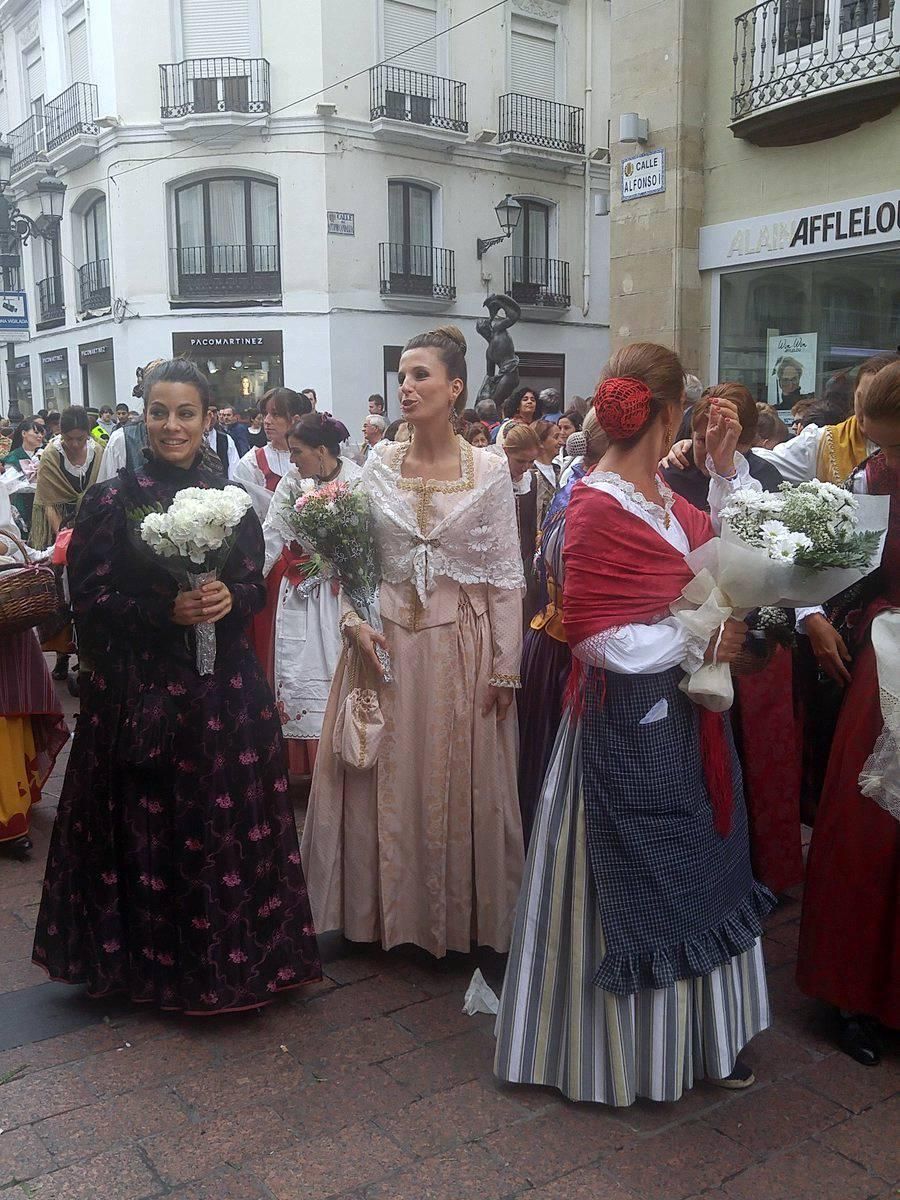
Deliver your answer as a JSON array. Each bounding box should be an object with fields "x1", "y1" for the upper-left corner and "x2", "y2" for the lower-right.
[{"x1": 1, "y1": 680, "x2": 897, "y2": 1200}]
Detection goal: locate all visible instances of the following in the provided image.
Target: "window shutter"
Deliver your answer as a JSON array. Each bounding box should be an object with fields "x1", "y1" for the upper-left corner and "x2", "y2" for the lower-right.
[
  {"x1": 181, "y1": 0, "x2": 251, "y2": 58},
  {"x1": 25, "y1": 53, "x2": 45, "y2": 105},
  {"x1": 383, "y1": 0, "x2": 437, "y2": 73},
  {"x1": 67, "y1": 20, "x2": 89, "y2": 83},
  {"x1": 510, "y1": 18, "x2": 556, "y2": 100}
]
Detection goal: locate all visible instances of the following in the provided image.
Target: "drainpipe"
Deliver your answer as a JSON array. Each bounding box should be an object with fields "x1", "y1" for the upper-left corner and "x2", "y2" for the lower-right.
[{"x1": 582, "y1": 0, "x2": 593, "y2": 317}]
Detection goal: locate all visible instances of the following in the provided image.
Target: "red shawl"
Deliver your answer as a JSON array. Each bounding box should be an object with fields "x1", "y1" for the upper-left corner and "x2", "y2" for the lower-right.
[{"x1": 562, "y1": 480, "x2": 733, "y2": 836}]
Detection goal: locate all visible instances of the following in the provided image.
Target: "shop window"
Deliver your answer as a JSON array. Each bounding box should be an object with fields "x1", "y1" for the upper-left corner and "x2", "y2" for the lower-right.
[
  {"x1": 172, "y1": 175, "x2": 280, "y2": 303},
  {"x1": 718, "y1": 247, "x2": 900, "y2": 410}
]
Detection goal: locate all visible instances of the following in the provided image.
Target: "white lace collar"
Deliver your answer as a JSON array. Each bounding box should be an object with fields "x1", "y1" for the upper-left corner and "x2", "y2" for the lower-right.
[{"x1": 584, "y1": 469, "x2": 675, "y2": 524}]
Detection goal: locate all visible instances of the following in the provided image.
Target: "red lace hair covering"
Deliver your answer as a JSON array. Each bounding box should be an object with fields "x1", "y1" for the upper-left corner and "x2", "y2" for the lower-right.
[{"x1": 592, "y1": 376, "x2": 654, "y2": 441}]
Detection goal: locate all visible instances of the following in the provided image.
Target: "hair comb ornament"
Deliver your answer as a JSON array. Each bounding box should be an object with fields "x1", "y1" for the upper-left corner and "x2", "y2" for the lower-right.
[{"x1": 593, "y1": 376, "x2": 654, "y2": 440}]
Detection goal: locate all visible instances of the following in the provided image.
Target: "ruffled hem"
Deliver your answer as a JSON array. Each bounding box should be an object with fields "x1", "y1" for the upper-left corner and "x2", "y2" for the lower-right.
[{"x1": 591, "y1": 880, "x2": 777, "y2": 995}]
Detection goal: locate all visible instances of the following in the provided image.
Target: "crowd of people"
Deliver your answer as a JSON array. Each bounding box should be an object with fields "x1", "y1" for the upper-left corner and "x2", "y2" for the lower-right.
[{"x1": 1, "y1": 330, "x2": 897, "y2": 1104}]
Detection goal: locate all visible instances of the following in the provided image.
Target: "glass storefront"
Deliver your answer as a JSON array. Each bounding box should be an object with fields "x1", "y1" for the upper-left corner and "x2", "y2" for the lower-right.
[
  {"x1": 718, "y1": 247, "x2": 900, "y2": 416},
  {"x1": 172, "y1": 331, "x2": 284, "y2": 408},
  {"x1": 10, "y1": 357, "x2": 32, "y2": 417},
  {"x1": 39, "y1": 349, "x2": 71, "y2": 411}
]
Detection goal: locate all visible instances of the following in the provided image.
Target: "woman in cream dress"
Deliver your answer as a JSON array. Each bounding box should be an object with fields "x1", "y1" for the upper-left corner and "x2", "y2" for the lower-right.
[
  {"x1": 301, "y1": 326, "x2": 525, "y2": 957},
  {"x1": 262, "y1": 413, "x2": 362, "y2": 775}
]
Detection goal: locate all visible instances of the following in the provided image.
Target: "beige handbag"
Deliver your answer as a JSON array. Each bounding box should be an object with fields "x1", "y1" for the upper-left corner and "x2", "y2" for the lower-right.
[{"x1": 332, "y1": 647, "x2": 384, "y2": 771}]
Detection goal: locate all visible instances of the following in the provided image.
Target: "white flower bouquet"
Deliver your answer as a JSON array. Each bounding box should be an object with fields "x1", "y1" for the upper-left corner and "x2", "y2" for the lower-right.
[
  {"x1": 137, "y1": 485, "x2": 253, "y2": 675},
  {"x1": 672, "y1": 480, "x2": 889, "y2": 711}
]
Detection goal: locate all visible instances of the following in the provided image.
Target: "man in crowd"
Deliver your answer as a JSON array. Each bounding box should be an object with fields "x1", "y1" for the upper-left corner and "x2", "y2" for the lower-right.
[
  {"x1": 91, "y1": 406, "x2": 116, "y2": 444},
  {"x1": 357, "y1": 414, "x2": 386, "y2": 463},
  {"x1": 368, "y1": 394, "x2": 386, "y2": 417},
  {"x1": 474, "y1": 398, "x2": 501, "y2": 437},
  {"x1": 205, "y1": 404, "x2": 239, "y2": 477},
  {"x1": 114, "y1": 402, "x2": 131, "y2": 429},
  {"x1": 218, "y1": 405, "x2": 251, "y2": 456},
  {"x1": 538, "y1": 388, "x2": 564, "y2": 424}
]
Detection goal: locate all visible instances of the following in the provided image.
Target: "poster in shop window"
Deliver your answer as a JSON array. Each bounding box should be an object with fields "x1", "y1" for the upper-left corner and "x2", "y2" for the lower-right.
[{"x1": 766, "y1": 332, "x2": 818, "y2": 414}]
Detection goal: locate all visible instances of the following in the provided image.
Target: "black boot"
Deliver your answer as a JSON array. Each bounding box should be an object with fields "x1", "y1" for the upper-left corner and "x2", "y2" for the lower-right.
[
  {"x1": 0, "y1": 836, "x2": 32, "y2": 861},
  {"x1": 837, "y1": 1012, "x2": 881, "y2": 1066},
  {"x1": 52, "y1": 654, "x2": 70, "y2": 681}
]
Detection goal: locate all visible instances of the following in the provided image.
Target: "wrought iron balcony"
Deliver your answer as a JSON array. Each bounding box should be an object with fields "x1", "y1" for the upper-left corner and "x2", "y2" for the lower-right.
[
  {"x1": 172, "y1": 244, "x2": 281, "y2": 302},
  {"x1": 45, "y1": 82, "x2": 99, "y2": 151},
  {"x1": 732, "y1": 0, "x2": 900, "y2": 142},
  {"x1": 498, "y1": 94, "x2": 585, "y2": 154},
  {"x1": 504, "y1": 256, "x2": 571, "y2": 308},
  {"x1": 9, "y1": 114, "x2": 44, "y2": 173},
  {"x1": 160, "y1": 58, "x2": 270, "y2": 119},
  {"x1": 37, "y1": 274, "x2": 65, "y2": 328},
  {"x1": 379, "y1": 243, "x2": 456, "y2": 302},
  {"x1": 369, "y1": 65, "x2": 467, "y2": 132},
  {"x1": 77, "y1": 258, "x2": 111, "y2": 312}
]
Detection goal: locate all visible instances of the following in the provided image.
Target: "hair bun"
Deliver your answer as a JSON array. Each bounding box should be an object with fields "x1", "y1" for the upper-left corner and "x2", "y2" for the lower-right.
[
  {"x1": 431, "y1": 324, "x2": 467, "y2": 355},
  {"x1": 592, "y1": 376, "x2": 654, "y2": 441}
]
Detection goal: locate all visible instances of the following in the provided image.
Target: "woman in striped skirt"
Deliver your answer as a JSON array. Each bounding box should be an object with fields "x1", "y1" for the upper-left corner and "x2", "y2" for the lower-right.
[{"x1": 494, "y1": 343, "x2": 775, "y2": 1106}]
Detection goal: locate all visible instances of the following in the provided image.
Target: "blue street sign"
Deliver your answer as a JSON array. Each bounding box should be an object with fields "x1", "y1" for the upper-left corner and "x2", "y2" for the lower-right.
[{"x1": 0, "y1": 291, "x2": 29, "y2": 332}]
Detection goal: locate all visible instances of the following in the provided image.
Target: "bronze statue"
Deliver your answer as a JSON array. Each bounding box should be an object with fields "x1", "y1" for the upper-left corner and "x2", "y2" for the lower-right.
[{"x1": 475, "y1": 293, "x2": 521, "y2": 411}]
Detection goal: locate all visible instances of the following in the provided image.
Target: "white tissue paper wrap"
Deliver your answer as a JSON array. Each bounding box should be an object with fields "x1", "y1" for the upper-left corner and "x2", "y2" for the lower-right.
[
  {"x1": 462, "y1": 969, "x2": 499, "y2": 1016},
  {"x1": 858, "y1": 609, "x2": 900, "y2": 823},
  {"x1": 670, "y1": 494, "x2": 890, "y2": 712}
]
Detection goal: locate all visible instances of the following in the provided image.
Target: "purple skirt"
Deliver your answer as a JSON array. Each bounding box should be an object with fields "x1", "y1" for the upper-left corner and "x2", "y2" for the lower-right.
[{"x1": 516, "y1": 627, "x2": 571, "y2": 847}]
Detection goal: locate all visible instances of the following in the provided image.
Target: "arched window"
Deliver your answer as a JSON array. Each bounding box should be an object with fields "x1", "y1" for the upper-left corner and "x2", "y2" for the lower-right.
[
  {"x1": 386, "y1": 180, "x2": 435, "y2": 293},
  {"x1": 173, "y1": 175, "x2": 280, "y2": 300},
  {"x1": 78, "y1": 195, "x2": 110, "y2": 312},
  {"x1": 507, "y1": 198, "x2": 569, "y2": 307}
]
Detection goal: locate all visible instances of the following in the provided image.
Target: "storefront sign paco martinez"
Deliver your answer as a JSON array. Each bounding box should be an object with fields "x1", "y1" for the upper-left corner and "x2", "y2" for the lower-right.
[{"x1": 699, "y1": 190, "x2": 900, "y2": 270}]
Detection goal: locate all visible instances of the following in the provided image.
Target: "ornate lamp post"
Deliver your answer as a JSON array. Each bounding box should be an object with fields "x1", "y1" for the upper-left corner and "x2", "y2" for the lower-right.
[
  {"x1": 0, "y1": 145, "x2": 67, "y2": 422},
  {"x1": 476, "y1": 194, "x2": 522, "y2": 260}
]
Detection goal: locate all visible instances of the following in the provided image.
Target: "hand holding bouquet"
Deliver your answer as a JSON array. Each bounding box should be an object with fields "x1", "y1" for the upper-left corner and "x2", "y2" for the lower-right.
[
  {"x1": 280, "y1": 480, "x2": 392, "y2": 682},
  {"x1": 137, "y1": 485, "x2": 253, "y2": 674},
  {"x1": 672, "y1": 479, "x2": 888, "y2": 711}
]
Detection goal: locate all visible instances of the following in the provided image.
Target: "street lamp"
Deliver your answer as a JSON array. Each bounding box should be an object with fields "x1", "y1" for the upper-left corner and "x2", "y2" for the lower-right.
[
  {"x1": 0, "y1": 160, "x2": 67, "y2": 421},
  {"x1": 476, "y1": 194, "x2": 522, "y2": 259}
]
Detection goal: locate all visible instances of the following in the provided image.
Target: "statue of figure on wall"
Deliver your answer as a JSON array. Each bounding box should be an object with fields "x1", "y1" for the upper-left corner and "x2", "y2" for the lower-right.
[{"x1": 475, "y1": 294, "x2": 521, "y2": 412}]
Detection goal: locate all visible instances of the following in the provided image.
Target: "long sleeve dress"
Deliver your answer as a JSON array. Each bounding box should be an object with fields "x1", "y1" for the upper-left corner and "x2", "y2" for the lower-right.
[
  {"x1": 797, "y1": 454, "x2": 900, "y2": 1028},
  {"x1": 494, "y1": 469, "x2": 774, "y2": 1106},
  {"x1": 232, "y1": 444, "x2": 293, "y2": 523},
  {"x1": 300, "y1": 436, "x2": 526, "y2": 958},
  {"x1": 32, "y1": 454, "x2": 321, "y2": 1014},
  {"x1": 261, "y1": 458, "x2": 363, "y2": 774}
]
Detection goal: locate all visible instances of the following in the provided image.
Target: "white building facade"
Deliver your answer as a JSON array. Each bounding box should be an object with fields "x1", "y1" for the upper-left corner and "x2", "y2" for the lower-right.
[{"x1": 0, "y1": 0, "x2": 611, "y2": 431}]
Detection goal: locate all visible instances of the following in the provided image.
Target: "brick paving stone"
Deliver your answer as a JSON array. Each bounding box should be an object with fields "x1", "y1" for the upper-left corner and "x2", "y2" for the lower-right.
[
  {"x1": 390, "y1": 958, "x2": 475, "y2": 999},
  {"x1": 766, "y1": 919, "x2": 802, "y2": 950},
  {"x1": 254, "y1": 1120, "x2": 412, "y2": 1200},
  {"x1": 22, "y1": 1146, "x2": 163, "y2": 1200},
  {"x1": 519, "y1": 1164, "x2": 642, "y2": 1200},
  {"x1": 34, "y1": 1085, "x2": 189, "y2": 1166},
  {"x1": 485, "y1": 1102, "x2": 637, "y2": 1187},
  {"x1": 291, "y1": 1014, "x2": 419, "y2": 1067},
  {"x1": 275, "y1": 1062, "x2": 417, "y2": 1141},
  {"x1": 613, "y1": 1081, "x2": 726, "y2": 1134},
  {"x1": 739, "y1": 1026, "x2": 821, "y2": 1084},
  {"x1": 723, "y1": 1141, "x2": 889, "y2": 1200},
  {"x1": 0, "y1": 1126, "x2": 55, "y2": 1187},
  {"x1": 817, "y1": 1094, "x2": 900, "y2": 1182},
  {"x1": 173, "y1": 1048, "x2": 307, "y2": 1115},
  {"x1": 796, "y1": 1051, "x2": 900, "y2": 1114},
  {"x1": 165, "y1": 1169, "x2": 273, "y2": 1199},
  {"x1": 764, "y1": 934, "x2": 800, "y2": 970},
  {"x1": 704, "y1": 1080, "x2": 849, "y2": 1155},
  {"x1": 362, "y1": 1141, "x2": 527, "y2": 1200},
  {"x1": 381, "y1": 1027, "x2": 497, "y2": 1096},
  {"x1": 392, "y1": 991, "x2": 493, "y2": 1043},
  {"x1": 0, "y1": 956, "x2": 53, "y2": 993},
  {"x1": 142, "y1": 1105, "x2": 296, "y2": 1187},
  {"x1": 77, "y1": 1032, "x2": 218, "y2": 1098},
  {"x1": 0, "y1": 1062, "x2": 96, "y2": 1129},
  {"x1": 606, "y1": 1121, "x2": 753, "y2": 1200},
  {"x1": 305, "y1": 974, "x2": 430, "y2": 1030},
  {"x1": 376, "y1": 1078, "x2": 529, "y2": 1157},
  {"x1": 0, "y1": 1022, "x2": 127, "y2": 1079},
  {"x1": 325, "y1": 954, "x2": 389, "y2": 986},
  {"x1": 0, "y1": 928, "x2": 39, "y2": 965}
]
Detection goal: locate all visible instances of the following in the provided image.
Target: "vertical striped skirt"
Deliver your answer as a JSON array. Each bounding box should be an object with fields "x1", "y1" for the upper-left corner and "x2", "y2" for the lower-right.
[{"x1": 494, "y1": 717, "x2": 770, "y2": 1106}]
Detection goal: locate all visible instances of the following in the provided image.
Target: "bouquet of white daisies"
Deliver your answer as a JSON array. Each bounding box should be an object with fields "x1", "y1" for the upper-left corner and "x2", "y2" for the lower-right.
[
  {"x1": 671, "y1": 479, "x2": 888, "y2": 712},
  {"x1": 137, "y1": 485, "x2": 253, "y2": 675}
]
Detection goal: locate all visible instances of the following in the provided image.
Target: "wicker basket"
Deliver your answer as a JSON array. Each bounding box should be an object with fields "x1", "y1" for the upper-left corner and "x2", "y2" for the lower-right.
[
  {"x1": 731, "y1": 631, "x2": 775, "y2": 677},
  {"x1": 0, "y1": 530, "x2": 64, "y2": 635}
]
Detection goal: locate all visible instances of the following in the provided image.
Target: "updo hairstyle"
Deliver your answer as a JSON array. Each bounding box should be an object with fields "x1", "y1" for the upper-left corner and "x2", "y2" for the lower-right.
[
  {"x1": 501, "y1": 421, "x2": 541, "y2": 455},
  {"x1": 595, "y1": 342, "x2": 685, "y2": 446},
  {"x1": 289, "y1": 411, "x2": 350, "y2": 458},
  {"x1": 60, "y1": 406, "x2": 91, "y2": 435},
  {"x1": 402, "y1": 324, "x2": 468, "y2": 414}
]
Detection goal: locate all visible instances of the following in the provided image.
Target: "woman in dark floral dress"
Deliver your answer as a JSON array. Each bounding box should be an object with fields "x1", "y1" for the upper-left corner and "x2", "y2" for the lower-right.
[{"x1": 32, "y1": 359, "x2": 321, "y2": 1014}]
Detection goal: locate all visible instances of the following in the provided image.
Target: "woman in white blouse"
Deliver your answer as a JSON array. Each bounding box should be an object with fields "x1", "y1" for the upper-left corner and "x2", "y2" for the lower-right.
[
  {"x1": 232, "y1": 388, "x2": 312, "y2": 521},
  {"x1": 495, "y1": 342, "x2": 774, "y2": 1108}
]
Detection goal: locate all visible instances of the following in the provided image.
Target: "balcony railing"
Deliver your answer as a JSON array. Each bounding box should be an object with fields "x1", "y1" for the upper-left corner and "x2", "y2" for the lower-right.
[
  {"x1": 37, "y1": 275, "x2": 65, "y2": 327},
  {"x1": 732, "y1": 0, "x2": 900, "y2": 123},
  {"x1": 9, "y1": 114, "x2": 43, "y2": 173},
  {"x1": 379, "y1": 243, "x2": 456, "y2": 301},
  {"x1": 369, "y1": 65, "x2": 468, "y2": 132},
  {"x1": 160, "y1": 58, "x2": 270, "y2": 119},
  {"x1": 45, "y1": 82, "x2": 99, "y2": 151},
  {"x1": 504, "y1": 256, "x2": 571, "y2": 308},
  {"x1": 172, "y1": 244, "x2": 281, "y2": 300},
  {"x1": 77, "y1": 258, "x2": 111, "y2": 312},
  {"x1": 498, "y1": 93, "x2": 585, "y2": 153}
]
